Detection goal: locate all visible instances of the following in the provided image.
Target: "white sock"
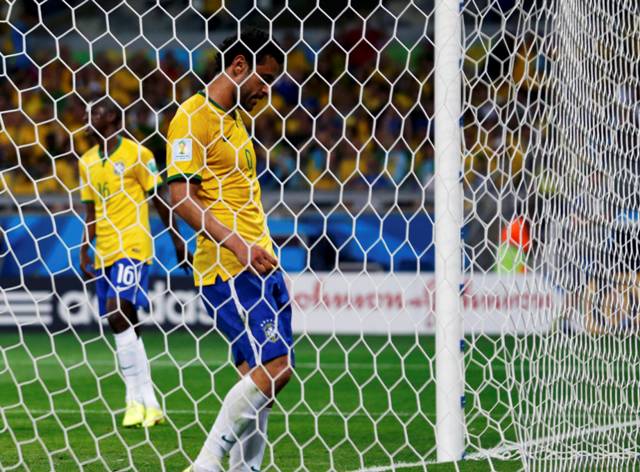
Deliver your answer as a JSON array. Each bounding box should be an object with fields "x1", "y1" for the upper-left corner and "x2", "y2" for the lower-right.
[
  {"x1": 136, "y1": 337, "x2": 160, "y2": 409},
  {"x1": 229, "y1": 407, "x2": 271, "y2": 471},
  {"x1": 114, "y1": 327, "x2": 141, "y2": 404},
  {"x1": 194, "y1": 376, "x2": 269, "y2": 472}
]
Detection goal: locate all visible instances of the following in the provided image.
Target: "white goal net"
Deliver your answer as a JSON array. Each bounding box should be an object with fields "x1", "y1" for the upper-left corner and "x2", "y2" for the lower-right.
[
  {"x1": 512, "y1": 1, "x2": 640, "y2": 470},
  {"x1": 0, "y1": 0, "x2": 638, "y2": 471}
]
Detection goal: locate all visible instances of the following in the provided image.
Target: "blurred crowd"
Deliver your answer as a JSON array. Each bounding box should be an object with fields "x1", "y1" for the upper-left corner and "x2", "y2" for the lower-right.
[{"x1": 0, "y1": 10, "x2": 543, "y2": 208}]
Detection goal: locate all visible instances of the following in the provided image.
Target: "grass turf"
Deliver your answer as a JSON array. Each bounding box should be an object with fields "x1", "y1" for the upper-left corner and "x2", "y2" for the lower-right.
[{"x1": 0, "y1": 330, "x2": 522, "y2": 471}]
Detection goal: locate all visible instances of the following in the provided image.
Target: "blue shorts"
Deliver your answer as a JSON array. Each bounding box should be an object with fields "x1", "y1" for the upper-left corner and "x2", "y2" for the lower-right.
[
  {"x1": 201, "y1": 271, "x2": 295, "y2": 368},
  {"x1": 96, "y1": 259, "x2": 150, "y2": 317}
]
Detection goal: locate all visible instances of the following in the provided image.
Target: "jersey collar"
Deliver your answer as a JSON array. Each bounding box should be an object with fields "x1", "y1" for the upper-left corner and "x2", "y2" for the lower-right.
[
  {"x1": 98, "y1": 135, "x2": 123, "y2": 162},
  {"x1": 198, "y1": 91, "x2": 229, "y2": 113}
]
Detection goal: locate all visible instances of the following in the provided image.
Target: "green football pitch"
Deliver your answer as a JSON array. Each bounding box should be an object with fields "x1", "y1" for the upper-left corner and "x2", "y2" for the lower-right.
[{"x1": 0, "y1": 331, "x2": 522, "y2": 471}]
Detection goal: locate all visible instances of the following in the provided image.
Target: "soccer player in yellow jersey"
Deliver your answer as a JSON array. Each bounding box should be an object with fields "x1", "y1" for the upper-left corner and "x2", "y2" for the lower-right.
[
  {"x1": 167, "y1": 30, "x2": 293, "y2": 471},
  {"x1": 79, "y1": 97, "x2": 190, "y2": 428}
]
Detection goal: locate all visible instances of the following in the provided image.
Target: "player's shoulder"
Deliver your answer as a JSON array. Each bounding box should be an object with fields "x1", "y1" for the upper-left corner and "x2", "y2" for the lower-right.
[
  {"x1": 80, "y1": 145, "x2": 100, "y2": 164},
  {"x1": 175, "y1": 91, "x2": 230, "y2": 120},
  {"x1": 169, "y1": 93, "x2": 216, "y2": 141},
  {"x1": 120, "y1": 137, "x2": 153, "y2": 160},
  {"x1": 175, "y1": 93, "x2": 210, "y2": 117}
]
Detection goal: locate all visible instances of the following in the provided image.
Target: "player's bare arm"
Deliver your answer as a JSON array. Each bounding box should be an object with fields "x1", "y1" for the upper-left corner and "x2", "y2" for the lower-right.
[
  {"x1": 80, "y1": 201, "x2": 96, "y2": 279},
  {"x1": 169, "y1": 180, "x2": 277, "y2": 274}
]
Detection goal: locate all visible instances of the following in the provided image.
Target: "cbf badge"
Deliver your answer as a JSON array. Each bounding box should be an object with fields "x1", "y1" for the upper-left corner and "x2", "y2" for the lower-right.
[
  {"x1": 113, "y1": 161, "x2": 125, "y2": 176},
  {"x1": 173, "y1": 138, "x2": 192, "y2": 162},
  {"x1": 260, "y1": 319, "x2": 279, "y2": 342}
]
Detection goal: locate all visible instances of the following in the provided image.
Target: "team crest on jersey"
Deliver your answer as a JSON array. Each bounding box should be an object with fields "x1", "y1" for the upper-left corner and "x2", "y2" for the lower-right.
[
  {"x1": 173, "y1": 138, "x2": 192, "y2": 162},
  {"x1": 113, "y1": 161, "x2": 125, "y2": 176},
  {"x1": 260, "y1": 319, "x2": 278, "y2": 342}
]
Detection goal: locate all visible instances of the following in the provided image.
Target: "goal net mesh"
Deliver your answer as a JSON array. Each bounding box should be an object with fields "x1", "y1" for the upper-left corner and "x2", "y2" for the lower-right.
[
  {"x1": 0, "y1": 0, "x2": 638, "y2": 470},
  {"x1": 512, "y1": 0, "x2": 640, "y2": 470}
]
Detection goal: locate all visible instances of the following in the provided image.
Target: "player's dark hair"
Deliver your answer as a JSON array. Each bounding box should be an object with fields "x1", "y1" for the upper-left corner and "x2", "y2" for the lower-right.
[{"x1": 213, "y1": 29, "x2": 284, "y2": 75}]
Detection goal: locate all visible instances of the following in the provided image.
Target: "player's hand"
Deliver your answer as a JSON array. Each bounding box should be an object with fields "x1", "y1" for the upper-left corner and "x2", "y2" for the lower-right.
[
  {"x1": 246, "y1": 244, "x2": 278, "y2": 275},
  {"x1": 229, "y1": 236, "x2": 278, "y2": 275},
  {"x1": 79, "y1": 247, "x2": 95, "y2": 279}
]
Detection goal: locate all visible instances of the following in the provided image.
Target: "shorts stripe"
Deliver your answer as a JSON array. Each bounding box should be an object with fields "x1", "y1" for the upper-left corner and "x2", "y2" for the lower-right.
[{"x1": 228, "y1": 277, "x2": 261, "y2": 366}]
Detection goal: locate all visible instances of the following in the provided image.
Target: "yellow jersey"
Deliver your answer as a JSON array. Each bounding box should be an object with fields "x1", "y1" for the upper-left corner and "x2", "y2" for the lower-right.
[
  {"x1": 79, "y1": 136, "x2": 162, "y2": 269},
  {"x1": 166, "y1": 92, "x2": 274, "y2": 286}
]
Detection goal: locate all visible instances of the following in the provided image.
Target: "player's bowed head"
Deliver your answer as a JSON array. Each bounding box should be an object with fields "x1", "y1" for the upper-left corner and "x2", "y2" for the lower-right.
[{"x1": 211, "y1": 28, "x2": 285, "y2": 113}]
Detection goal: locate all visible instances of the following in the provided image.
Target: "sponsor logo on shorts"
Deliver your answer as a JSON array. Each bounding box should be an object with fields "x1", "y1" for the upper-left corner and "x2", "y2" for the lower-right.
[{"x1": 260, "y1": 319, "x2": 278, "y2": 342}]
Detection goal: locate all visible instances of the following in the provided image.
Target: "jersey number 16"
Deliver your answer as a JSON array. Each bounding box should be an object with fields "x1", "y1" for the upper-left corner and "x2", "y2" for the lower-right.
[{"x1": 116, "y1": 264, "x2": 137, "y2": 287}]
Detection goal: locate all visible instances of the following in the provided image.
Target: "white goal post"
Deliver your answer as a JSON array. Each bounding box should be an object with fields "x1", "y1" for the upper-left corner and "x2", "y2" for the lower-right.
[{"x1": 434, "y1": 0, "x2": 464, "y2": 462}]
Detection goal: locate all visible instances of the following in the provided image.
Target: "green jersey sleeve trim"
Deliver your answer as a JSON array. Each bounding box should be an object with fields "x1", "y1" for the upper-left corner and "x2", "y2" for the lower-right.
[
  {"x1": 145, "y1": 180, "x2": 166, "y2": 193},
  {"x1": 166, "y1": 173, "x2": 202, "y2": 184}
]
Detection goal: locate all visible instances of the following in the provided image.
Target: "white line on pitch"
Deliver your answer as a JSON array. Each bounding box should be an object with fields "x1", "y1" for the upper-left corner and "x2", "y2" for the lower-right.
[
  {"x1": 347, "y1": 460, "x2": 436, "y2": 472},
  {"x1": 1, "y1": 358, "x2": 434, "y2": 371},
  {"x1": 1, "y1": 408, "x2": 426, "y2": 419}
]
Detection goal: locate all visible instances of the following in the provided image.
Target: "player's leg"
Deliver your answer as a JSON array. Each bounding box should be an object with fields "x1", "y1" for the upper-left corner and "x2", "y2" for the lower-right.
[
  {"x1": 137, "y1": 336, "x2": 164, "y2": 427},
  {"x1": 97, "y1": 264, "x2": 144, "y2": 427},
  {"x1": 129, "y1": 262, "x2": 163, "y2": 426},
  {"x1": 246, "y1": 269, "x2": 295, "y2": 398},
  {"x1": 193, "y1": 271, "x2": 294, "y2": 471},
  {"x1": 229, "y1": 361, "x2": 273, "y2": 471},
  {"x1": 237, "y1": 271, "x2": 294, "y2": 470},
  {"x1": 194, "y1": 356, "x2": 290, "y2": 472},
  {"x1": 227, "y1": 354, "x2": 293, "y2": 471},
  {"x1": 106, "y1": 296, "x2": 146, "y2": 427},
  {"x1": 111, "y1": 310, "x2": 163, "y2": 429},
  {"x1": 102, "y1": 259, "x2": 161, "y2": 427},
  {"x1": 193, "y1": 286, "x2": 266, "y2": 471}
]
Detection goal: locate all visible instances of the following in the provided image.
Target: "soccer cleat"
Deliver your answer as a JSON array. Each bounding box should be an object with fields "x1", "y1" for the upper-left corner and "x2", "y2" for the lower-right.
[
  {"x1": 122, "y1": 401, "x2": 145, "y2": 428},
  {"x1": 142, "y1": 406, "x2": 165, "y2": 428}
]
